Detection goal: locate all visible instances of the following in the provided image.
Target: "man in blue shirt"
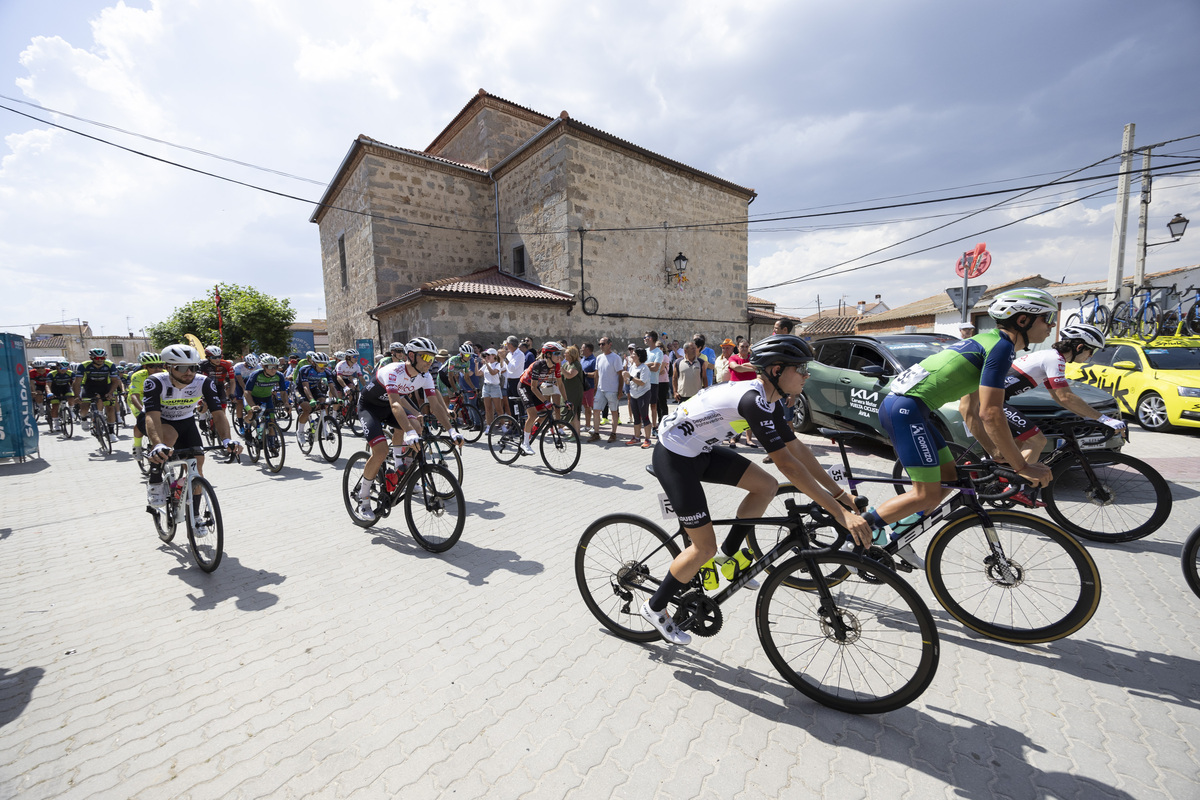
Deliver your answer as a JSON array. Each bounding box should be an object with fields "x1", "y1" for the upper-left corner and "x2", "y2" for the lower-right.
[
  {"x1": 693, "y1": 333, "x2": 717, "y2": 387},
  {"x1": 579, "y1": 342, "x2": 597, "y2": 433}
]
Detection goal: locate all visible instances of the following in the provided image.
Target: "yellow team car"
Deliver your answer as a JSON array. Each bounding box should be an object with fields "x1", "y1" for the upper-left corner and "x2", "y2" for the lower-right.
[{"x1": 1066, "y1": 335, "x2": 1200, "y2": 432}]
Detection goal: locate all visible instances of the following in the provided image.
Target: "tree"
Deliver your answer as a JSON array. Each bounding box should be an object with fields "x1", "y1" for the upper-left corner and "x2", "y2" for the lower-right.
[{"x1": 148, "y1": 284, "x2": 296, "y2": 357}]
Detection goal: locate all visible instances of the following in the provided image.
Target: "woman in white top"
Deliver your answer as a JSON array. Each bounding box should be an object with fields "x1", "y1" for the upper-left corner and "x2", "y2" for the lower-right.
[
  {"x1": 622, "y1": 347, "x2": 653, "y2": 447},
  {"x1": 480, "y1": 347, "x2": 505, "y2": 431}
]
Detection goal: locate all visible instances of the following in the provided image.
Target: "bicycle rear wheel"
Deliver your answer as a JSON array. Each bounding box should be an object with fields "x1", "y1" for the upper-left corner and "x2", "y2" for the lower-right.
[
  {"x1": 1182, "y1": 526, "x2": 1200, "y2": 599},
  {"x1": 297, "y1": 420, "x2": 315, "y2": 455},
  {"x1": 1042, "y1": 450, "x2": 1171, "y2": 542},
  {"x1": 275, "y1": 403, "x2": 293, "y2": 431},
  {"x1": 457, "y1": 403, "x2": 484, "y2": 443},
  {"x1": 488, "y1": 414, "x2": 522, "y2": 464},
  {"x1": 540, "y1": 420, "x2": 581, "y2": 474},
  {"x1": 342, "y1": 451, "x2": 384, "y2": 529},
  {"x1": 575, "y1": 514, "x2": 682, "y2": 642},
  {"x1": 263, "y1": 422, "x2": 286, "y2": 473},
  {"x1": 757, "y1": 552, "x2": 939, "y2": 714},
  {"x1": 186, "y1": 477, "x2": 224, "y2": 572},
  {"x1": 404, "y1": 464, "x2": 465, "y2": 552},
  {"x1": 925, "y1": 510, "x2": 1101, "y2": 643},
  {"x1": 747, "y1": 484, "x2": 850, "y2": 590},
  {"x1": 1110, "y1": 301, "x2": 1132, "y2": 338},
  {"x1": 1186, "y1": 301, "x2": 1200, "y2": 336},
  {"x1": 318, "y1": 414, "x2": 342, "y2": 463}
]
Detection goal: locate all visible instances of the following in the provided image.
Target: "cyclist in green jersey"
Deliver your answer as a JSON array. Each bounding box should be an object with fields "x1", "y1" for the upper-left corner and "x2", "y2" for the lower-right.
[
  {"x1": 870, "y1": 288, "x2": 1056, "y2": 545},
  {"x1": 128, "y1": 351, "x2": 166, "y2": 459}
]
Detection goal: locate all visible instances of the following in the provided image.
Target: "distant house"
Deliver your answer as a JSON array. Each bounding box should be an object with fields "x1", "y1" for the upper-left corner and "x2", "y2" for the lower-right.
[
  {"x1": 796, "y1": 295, "x2": 889, "y2": 340},
  {"x1": 746, "y1": 295, "x2": 797, "y2": 340}
]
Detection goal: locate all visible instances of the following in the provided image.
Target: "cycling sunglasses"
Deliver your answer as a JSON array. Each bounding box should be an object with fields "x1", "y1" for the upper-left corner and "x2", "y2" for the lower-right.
[
  {"x1": 415, "y1": 353, "x2": 434, "y2": 363},
  {"x1": 172, "y1": 365, "x2": 199, "y2": 374}
]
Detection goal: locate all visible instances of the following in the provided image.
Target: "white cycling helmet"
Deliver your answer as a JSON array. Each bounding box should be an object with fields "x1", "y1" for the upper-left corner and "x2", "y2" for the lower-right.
[
  {"x1": 1059, "y1": 322, "x2": 1105, "y2": 350},
  {"x1": 311, "y1": 352, "x2": 331, "y2": 365},
  {"x1": 988, "y1": 288, "x2": 1058, "y2": 321},
  {"x1": 204, "y1": 345, "x2": 222, "y2": 358},
  {"x1": 344, "y1": 349, "x2": 358, "y2": 358},
  {"x1": 260, "y1": 354, "x2": 279, "y2": 366},
  {"x1": 161, "y1": 344, "x2": 202, "y2": 366},
  {"x1": 244, "y1": 353, "x2": 261, "y2": 369},
  {"x1": 388, "y1": 341, "x2": 405, "y2": 353},
  {"x1": 406, "y1": 337, "x2": 437, "y2": 355},
  {"x1": 459, "y1": 343, "x2": 474, "y2": 355},
  {"x1": 540, "y1": 341, "x2": 565, "y2": 355}
]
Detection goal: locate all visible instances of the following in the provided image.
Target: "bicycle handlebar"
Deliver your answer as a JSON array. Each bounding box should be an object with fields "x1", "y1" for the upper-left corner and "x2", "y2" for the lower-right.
[{"x1": 785, "y1": 498, "x2": 849, "y2": 557}]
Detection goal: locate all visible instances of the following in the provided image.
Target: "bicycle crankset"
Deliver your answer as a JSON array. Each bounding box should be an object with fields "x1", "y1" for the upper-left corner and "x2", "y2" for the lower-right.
[
  {"x1": 859, "y1": 545, "x2": 897, "y2": 580},
  {"x1": 672, "y1": 590, "x2": 723, "y2": 638}
]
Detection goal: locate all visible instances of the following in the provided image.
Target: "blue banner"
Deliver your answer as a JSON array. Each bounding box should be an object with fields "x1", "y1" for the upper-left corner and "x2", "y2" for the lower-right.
[
  {"x1": 355, "y1": 339, "x2": 375, "y2": 372},
  {"x1": 288, "y1": 330, "x2": 316, "y2": 356},
  {"x1": 0, "y1": 334, "x2": 39, "y2": 458}
]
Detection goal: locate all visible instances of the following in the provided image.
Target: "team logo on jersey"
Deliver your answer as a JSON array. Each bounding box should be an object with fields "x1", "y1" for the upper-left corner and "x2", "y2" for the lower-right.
[
  {"x1": 910, "y1": 423, "x2": 933, "y2": 463},
  {"x1": 755, "y1": 394, "x2": 775, "y2": 413},
  {"x1": 677, "y1": 420, "x2": 696, "y2": 436}
]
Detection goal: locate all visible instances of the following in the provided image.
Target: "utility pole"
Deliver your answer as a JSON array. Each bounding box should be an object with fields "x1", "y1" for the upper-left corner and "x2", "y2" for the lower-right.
[
  {"x1": 1106, "y1": 124, "x2": 1136, "y2": 300},
  {"x1": 1133, "y1": 149, "x2": 1152, "y2": 289}
]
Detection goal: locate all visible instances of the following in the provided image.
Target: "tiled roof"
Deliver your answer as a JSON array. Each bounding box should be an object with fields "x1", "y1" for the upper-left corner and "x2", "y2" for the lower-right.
[
  {"x1": 804, "y1": 316, "x2": 860, "y2": 337},
  {"x1": 33, "y1": 324, "x2": 90, "y2": 337},
  {"x1": 747, "y1": 295, "x2": 775, "y2": 307},
  {"x1": 861, "y1": 275, "x2": 1052, "y2": 325},
  {"x1": 371, "y1": 267, "x2": 576, "y2": 314},
  {"x1": 799, "y1": 301, "x2": 886, "y2": 323},
  {"x1": 27, "y1": 335, "x2": 71, "y2": 347},
  {"x1": 427, "y1": 90, "x2": 553, "y2": 155}
]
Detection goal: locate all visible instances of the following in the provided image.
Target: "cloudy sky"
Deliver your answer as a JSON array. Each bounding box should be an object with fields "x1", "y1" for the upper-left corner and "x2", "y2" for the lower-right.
[{"x1": 2, "y1": 0, "x2": 1199, "y2": 341}]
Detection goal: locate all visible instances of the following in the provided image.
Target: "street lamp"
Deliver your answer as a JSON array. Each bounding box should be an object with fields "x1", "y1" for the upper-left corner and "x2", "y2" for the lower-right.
[
  {"x1": 1166, "y1": 213, "x2": 1189, "y2": 241},
  {"x1": 666, "y1": 252, "x2": 688, "y2": 286}
]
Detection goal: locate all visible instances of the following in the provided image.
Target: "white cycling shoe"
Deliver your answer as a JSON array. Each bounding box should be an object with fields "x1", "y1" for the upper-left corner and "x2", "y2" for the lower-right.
[{"x1": 640, "y1": 601, "x2": 691, "y2": 646}]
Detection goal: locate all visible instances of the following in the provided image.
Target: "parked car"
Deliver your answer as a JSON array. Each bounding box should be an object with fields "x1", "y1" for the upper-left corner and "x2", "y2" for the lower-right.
[
  {"x1": 795, "y1": 333, "x2": 1124, "y2": 449},
  {"x1": 1064, "y1": 335, "x2": 1200, "y2": 432}
]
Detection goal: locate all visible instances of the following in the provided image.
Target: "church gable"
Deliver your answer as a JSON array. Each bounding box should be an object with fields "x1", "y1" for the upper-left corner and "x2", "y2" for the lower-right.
[{"x1": 426, "y1": 90, "x2": 553, "y2": 169}]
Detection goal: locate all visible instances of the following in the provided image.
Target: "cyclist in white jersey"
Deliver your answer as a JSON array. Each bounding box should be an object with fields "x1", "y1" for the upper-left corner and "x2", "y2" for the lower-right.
[
  {"x1": 1002, "y1": 322, "x2": 1125, "y2": 464},
  {"x1": 335, "y1": 350, "x2": 364, "y2": 398},
  {"x1": 641, "y1": 335, "x2": 872, "y2": 645},
  {"x1": 354, "y1": 337, "x2": 461, "y2": 521}
]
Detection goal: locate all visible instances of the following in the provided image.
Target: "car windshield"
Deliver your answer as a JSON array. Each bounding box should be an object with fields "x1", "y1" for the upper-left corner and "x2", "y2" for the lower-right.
[
  {"x1": 1141, "y1": 346, "x2": 1200, "y2": 370},
  {"x1": 880, "y1": 341, "x2": 949, "y2": 369}
]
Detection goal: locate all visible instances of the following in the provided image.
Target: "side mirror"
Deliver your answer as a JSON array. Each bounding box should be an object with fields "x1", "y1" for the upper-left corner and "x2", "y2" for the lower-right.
[
  {"x1": 859, "y1": 365, "x2": 884, "y2": 378},
  {"x1": 1112, "y1": 360, "x2": 1139, "y2": 371}
]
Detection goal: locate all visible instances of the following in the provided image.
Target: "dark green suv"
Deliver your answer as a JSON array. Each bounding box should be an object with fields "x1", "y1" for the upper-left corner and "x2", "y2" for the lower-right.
[{"x1": 794, "y1": 333, "x2": 1122, "y2": 447}]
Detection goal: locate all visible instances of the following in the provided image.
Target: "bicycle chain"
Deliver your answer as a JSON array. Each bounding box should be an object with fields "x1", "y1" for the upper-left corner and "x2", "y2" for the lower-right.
[{"x1": 672, "y1": 590, "x2": 723, "y2": 638}]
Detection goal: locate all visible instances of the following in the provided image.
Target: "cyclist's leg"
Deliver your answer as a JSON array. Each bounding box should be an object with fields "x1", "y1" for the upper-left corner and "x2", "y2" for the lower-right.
[
  {"x1": 1003, "y1": 403, "x2": 1046, "y2": 467},
  {"x1": 874, "y1": 394, "x2": 954, "y2": 523}
]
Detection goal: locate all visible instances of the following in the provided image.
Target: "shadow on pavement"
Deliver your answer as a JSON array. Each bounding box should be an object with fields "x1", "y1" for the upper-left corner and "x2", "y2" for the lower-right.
[
  {"x1": 0, "y1": 458, "x2": 51, "y2": 475},
  {"x1": 265, "y1": 462, "x2": 328, "y2": 482},
  {"x1": 161, "y1": 545, "x2": 286, "y2": 611},
  {"x1": 464, "y1": 498, "x2": 504, "y2": 520},
  {"x1": 0, "y1": 528, "x2": 10, "y2": 542},
  {"x1": 0, "y1": 666, "x2": 45, "y2": 729},
  {"x1": 640, "y1": 642, "x2": 1136, "y2": 800},
  {"x1": 369, "y1": 528, "x2": 544, "y2": 586}
]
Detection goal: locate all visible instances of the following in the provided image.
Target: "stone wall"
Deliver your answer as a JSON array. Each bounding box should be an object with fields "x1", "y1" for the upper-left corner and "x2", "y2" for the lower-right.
[
  {"x1": 318, "y1": 153, "x2": 378, "y2": 349},
  {"x1": 494, "y1": 135, "x2": 571, "y2": 289}
]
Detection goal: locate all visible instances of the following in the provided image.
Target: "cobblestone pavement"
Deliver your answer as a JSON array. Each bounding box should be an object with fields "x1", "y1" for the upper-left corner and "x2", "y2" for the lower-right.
[{"x1": 2, "y1": 417, "x2": 1198, "y2": 799}]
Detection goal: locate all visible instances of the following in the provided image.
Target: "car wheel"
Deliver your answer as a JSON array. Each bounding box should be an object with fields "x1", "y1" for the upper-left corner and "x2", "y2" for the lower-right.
[
  {"x1": 792, "y1": 392, "x2": 815, "y2": 433},
  {"x1": 1136, "y1": 392, "x2": 1171, "y2": 432}
]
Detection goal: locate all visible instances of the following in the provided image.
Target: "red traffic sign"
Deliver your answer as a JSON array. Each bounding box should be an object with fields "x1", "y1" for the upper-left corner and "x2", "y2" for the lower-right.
[{"x1": 956, "y1": 243, "x2": 991, "y2": 279}]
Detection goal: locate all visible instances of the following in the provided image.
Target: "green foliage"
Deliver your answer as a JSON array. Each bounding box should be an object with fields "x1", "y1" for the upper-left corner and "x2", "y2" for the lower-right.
[{"x1": 148, "y1": 284, "x2": 296, "y2": 356}]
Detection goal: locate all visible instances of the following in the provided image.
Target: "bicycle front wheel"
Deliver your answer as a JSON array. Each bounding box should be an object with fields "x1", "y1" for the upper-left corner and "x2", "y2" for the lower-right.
[
  {"x1": 757, "y1": 552, "x2": 940, "y2": 714},
  {"x1": 1110, "y1": 301, "x2": 1132, "y2": 338},
  {"x1": 1186, "y1": 301, "x2": 1200, "y2": 337},
  {"x1": 457, "y1": 403, "x2": 484, "y2": 443},
  {"x1": 1042, "y1": 450, "x2": 1171, "y2": 542},
  {"x1": 1137, "y1": 302, "x2": 1160, "y2": 342},
  {"x1": 318, "y1": 415, "x2": 342, "y2": 463},
  {"x1": 275, "y1": 404, "x2": 293, "y2": 431},
  {"x1": 404, "y1": 464, "x2": 465, "y2": 552},
  {"x1": 342, "y1": 451, "x2": 383, "y2": 529},
  {"x1": 297, "y1": 421, "x2": 314, "y2": 455},
  {"x1": 186, "y1": 477, "x2": 224, "y2": 573},
  {"x1": 152, "y1": 491, "x2": 178, "y2": 543},
  {"x1": 487, "y1": 414, "x2": 522, "y2": 465},
  {"x1": 263, "y1": 422, "x2": 286, "y2": 473},
  {"x1": 575, "y1": 514, "x2": 682, "y2": 642},
  {"x1": 540, "y1": 420, "x2": 581, "y2": 474},
  {"x1": 1182, "y1": 526, "x2": 1200, "y2": 600},
  {"x1": 1092, "y1": 303, "x2": 1110, "y2": 335},
  {"x1": 60, "y1": 409, "x2": 74, "y2": 439},
  {"x1": 925, "y1": 510, "x2": 1101, "y2": 643}
]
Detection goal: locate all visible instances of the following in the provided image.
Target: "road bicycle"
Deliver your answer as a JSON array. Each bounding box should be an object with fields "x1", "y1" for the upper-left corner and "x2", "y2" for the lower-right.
[
  {"x1": 890, "y1": 418, "x2": 1171, "y2": 544},
  {"x1": 447, "y1": 391, "x2": 485, "y2": 443},
  {"x1": 1064, "y1": 289, "x2": 1116, "y2": 334},
  {"x1": 242, "y1": 406, "x2": 286, "y2": 473},
  {"x1": 145, "y1": 444, "x2": 232, "y2": 572},
  {"x1": 1158, "y1": 284, "x2": 1200, "y2": 338},
  {"x1": 296, "y1": 396, "x2": 343, "y2": 463},
  {"x1": 197, "y1": 407, "x2": 219, "y2": 448},
  {"x1": 86, "y1": 398, "x2": 113, "y2": 455},
  {"x1": 272, "y1": 390, "x2": 293, "y2": 430},
  {"x1": 1111, "y1": 285, "x2": 1161, "y2": 341},
  {"x1": 333, "y1": 385, "x2": 363, "y2": 435},
  {"x1": 1183, "y1": 525, "x2": 1200, "y2": 600},
  {"x1": 341, "y1": 424, "x2": 466, "y2": 552},
  {"x1": 488, "y1": 403, "x2": 581, "y2": 474},
  {"x1": 49, "y1": 396, "x2": 74, "y2": 439},
  {"x1": 575, "y1": 471, "x2": 939, "y2": 714},
  {"x1": 767, "y1": 429, "x2": 1102, "y2": 644}
]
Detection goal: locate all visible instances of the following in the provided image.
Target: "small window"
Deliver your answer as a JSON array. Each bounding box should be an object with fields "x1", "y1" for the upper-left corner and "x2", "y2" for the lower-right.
[
  {"x1": 393, "y1": 330, "x2": 408, "y2": 346},
  {"x1": 1112, "y1": 345, "x2": 1141, "y2": 368},
  {"x1": 815, "y1": 341, "x2": 853, "y2": 369},
  {"x1": 110, "y1": 343, "x2": 124, "y2": 358},
  {"x1": 338, "y1": 234, "x2": 348, "y2": 289},
  {"x1": 849, "y1": 345, "x2": 886, "y2": 372},
  {"x1": 1087, "y1": 346, "x2": 1117, "y2": 367},
  {"x1": 512, "y1": 245, "x2": 526, "y2": 277}
]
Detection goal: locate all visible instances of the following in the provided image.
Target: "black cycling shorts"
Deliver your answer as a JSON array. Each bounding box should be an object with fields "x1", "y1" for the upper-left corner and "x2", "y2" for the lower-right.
[
  {"x1": 163, "y1": 417, "x2": 203, "y2": 451},
  {"x1": 517, "y1": 382, "x2": 550, "y2": 413},
  {"x1": 359, "y1": 402, "x2": 407, "y2": 447},
  {"x1": 651, "y1": 442, "x2": 753, "y2": 529},
  {"x1": 1003, "y1": 403, "x2": 1042, "y2": 441},
  {"x1": 81, "y1": 383, "x2": 114, "y2": 401}
]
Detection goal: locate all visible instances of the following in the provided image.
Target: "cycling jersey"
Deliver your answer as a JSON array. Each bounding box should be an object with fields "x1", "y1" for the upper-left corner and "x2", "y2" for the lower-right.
[
  {"x1": 30, "y1": 368, "x2": 50, "y2": 386},
  {"x1": 79, "y1": 359, "x2": 119, "y2": 385},
  {"x1": 362, "y1": 362, "x2": 436, "y2": 408},
  {"x1": 142, "y1": 373, "x2": 222, "y2": 422},
  {"x1": 296, "y1": 365, "x2": 335, "y2": 397},
  {"x1": 245, "y1": 368, "x2": 287, "y2": 400},
  {"x1": 335, "y1": 361, "x2": 363, "y2": 381},
  {"x1": 890, "y1": 329, "x2": 1016, "y2": 409},
  {"x1": 126, "y1": 368, "x2": 150, "y2": 409},
  {"x1": 1004, "y1": 349, "x2": 1068, "y2": 399},
  {"x1": 47, "y1": 369, "x2": 76, "y2": 395},
  {"x1": 657, "y1": 380, "x2": 795, "y2": 457},
  {"x1": 200, "y1": 358, "x2": 235, "y2": 385},
  {"x1": 519, "y1": 359, "x2": 560, "y2": 387}
]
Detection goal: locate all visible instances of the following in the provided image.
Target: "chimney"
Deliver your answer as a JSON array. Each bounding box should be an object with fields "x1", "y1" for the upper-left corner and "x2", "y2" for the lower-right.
[{"x1": 857, "y1": 300, "x2": 866, "y2": 315}]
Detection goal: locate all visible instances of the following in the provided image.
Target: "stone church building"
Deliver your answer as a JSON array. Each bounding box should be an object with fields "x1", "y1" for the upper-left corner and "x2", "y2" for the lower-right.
[{"x1": 311, "y1": 91, "x2": 760, "y2": 351}]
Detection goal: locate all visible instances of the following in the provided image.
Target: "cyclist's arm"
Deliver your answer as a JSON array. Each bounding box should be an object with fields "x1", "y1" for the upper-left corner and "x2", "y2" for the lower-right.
[
  {"x1": 1048, "y1": 385, "x2": 1106, "y2": 420},
  {"x1": 771, "y1": 442, "x2": 871, "y2": 546},
  {"x1": 427, "y1": 390, "x2": 455, "y2": 432},
  {"x1": 386, "y1": 389, "x2": 420, "y2": 435},
  {"x1": 976, "y1": 386, "x2": 1050, "y2": 485},
  {"x1": 144, "y1": 410, "x2": 166, "y2": 446}
]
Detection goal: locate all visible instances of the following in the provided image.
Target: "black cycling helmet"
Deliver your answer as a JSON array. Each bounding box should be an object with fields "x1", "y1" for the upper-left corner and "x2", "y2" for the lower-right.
[{"x1": 748, "y1": 335, "x2": 814, "y2": 369}]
